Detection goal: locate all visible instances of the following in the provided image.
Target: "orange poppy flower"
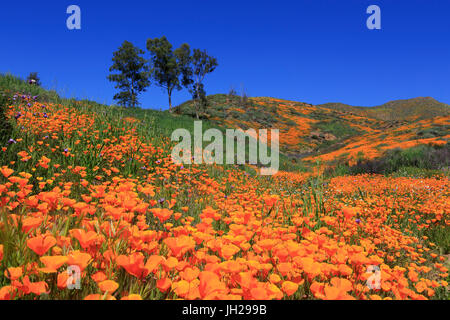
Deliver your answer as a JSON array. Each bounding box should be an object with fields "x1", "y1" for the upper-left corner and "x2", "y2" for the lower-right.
[
  {"x1": 91, "y1": 271, "x2": 107, "y2": 283},
  {"x1": 198, "y1": 271, "x2": 227, "y2": 299},
  {"x1": 1, "y1": 167, "x2": 14, "y2": 178},
  {"x1": 220, "y1": 244, "x2": 240, "y2": 260},
  {"x1": 269, "y1": 274, "x2": 281, "y2": 284},
  {"x1": 67, "y1": 250, "x2": 92, "y2": 271},
  {"x1": 157, "y1": 278, "x2": 172, "y2": 293},
  {"x1": 164, "y1": 236, "x2": 195, "y2": 257},
  {"x1": 151, "y1": 208, "x2": 173, "y2": 223},
  {"x1": 121, "y1": 294, "x2": 143, "y2": 300},
  {"x1": 27, "y1": 235, "x2": 56, "y2": 256},
  {"x1": 0, "y1": 286, "x2": 16, "y2": 300},
  {"x1": 5, "y1": 267, "x2": 22, "y2": 280},
  {"x1": 180, "y1": 267, "x2": 200, "y2": 282},
  {"x1": 330, "y1": 277, "x2": 353, "y2": 293},
  {"x1": 57, "y1": 272, "x2": 69, "y2": 289},
  {"x1": 144, "y1": 255, "x2": 164, "y2": 274},
  {"x1": 250, "y1": 285, "x2": 270, "y2": 300},
  {"x1": 116, "y1": 252, "x2": 148, "y2": 278},
  {"x1": 281, "y1": 281, "x2": 299, "y2": 296},
  {"x1": 324, "y1": 285, "x2": 341, "y2": 300},
  {"x1": 22, "y1": 276, "x2": 49, "y2": 296},
  {"x1": 39, "y1": 256, "x2": 68, "y2": 273},
  {"x1": 70, "y1": 229, "x2": 99, "y2": 249},
  {"x1": 98, "y1": 280, "x2": 119, "y2": 293},
  {"x1": 22, "y1": 217, "x2": 44, "y2": 233},
  {"x1": 172, "y1": 280, "x2": 190, "y2": 298}
]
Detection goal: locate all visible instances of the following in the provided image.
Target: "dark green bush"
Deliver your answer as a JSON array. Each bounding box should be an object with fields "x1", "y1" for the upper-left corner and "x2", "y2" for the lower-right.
[{"x1": 349, "y1": 143, "x2": 450, "y2": 175}]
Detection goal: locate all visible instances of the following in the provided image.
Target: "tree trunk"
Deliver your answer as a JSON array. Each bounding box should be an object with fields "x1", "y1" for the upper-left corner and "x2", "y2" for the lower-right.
[
  {"x1": 194, "y1": 82, "x2": 200, "y2": 119},
  {"x1": 130, "y1": 80, "x2": 136, "y2": 108},
  {"x1": 168, "y1": 89, "x2": 172, "y2": 112},
  {"x1": 195, "y1": 99, "x2": 200, "y2": 119}
]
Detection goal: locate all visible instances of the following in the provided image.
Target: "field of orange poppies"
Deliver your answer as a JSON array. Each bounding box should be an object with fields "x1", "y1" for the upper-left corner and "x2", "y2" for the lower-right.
[{"x1": 0, "y1": 92, "x2": 449, "y2": 300}]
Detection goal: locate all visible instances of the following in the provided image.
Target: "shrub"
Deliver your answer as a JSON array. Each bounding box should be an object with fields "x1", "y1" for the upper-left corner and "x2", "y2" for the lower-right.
[{"x1": 349, "y1": 143, "x2": 450, "y2": 175}]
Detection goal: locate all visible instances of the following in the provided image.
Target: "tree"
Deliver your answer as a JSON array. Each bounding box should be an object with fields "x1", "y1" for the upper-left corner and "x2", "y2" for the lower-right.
[
  {"x1": 26, "y1": 72, "x2": 41, "y2": 86},
  {"x1": 107, "y1": 41, "x2": 150, "y2": 108},
  {"x1": 185, "y1": 49, "x2": 218, "y2": 119},
  {"x1": 227, "y1": 85, "x2": 237, "y2": 104},
  {"x1": 239, "y1": 84, "x2": 250, "y2": 109},
  {"x1": 147, "y1": 36, "x2": 190, "y2": 111},
  {"x1": 174, "y1": 43, "x2": 192, "y2": 89}
]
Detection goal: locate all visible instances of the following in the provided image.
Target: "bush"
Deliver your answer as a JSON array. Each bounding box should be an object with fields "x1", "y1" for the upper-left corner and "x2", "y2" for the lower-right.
[{"x1": 349, "y1": 144, "x2": 450, "y2": 175}]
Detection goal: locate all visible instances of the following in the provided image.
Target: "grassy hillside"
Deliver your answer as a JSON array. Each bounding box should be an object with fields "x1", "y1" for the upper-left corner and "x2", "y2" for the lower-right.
[
  {"x1": 0, "y1": 74, "x2": 301, "y2": 173},
  {"x1": 0, "y1": 73, "x2": 217, "y2": 139}
]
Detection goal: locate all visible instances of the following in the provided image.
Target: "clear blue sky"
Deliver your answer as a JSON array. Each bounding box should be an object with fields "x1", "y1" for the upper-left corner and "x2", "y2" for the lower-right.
[{"x1": 1, "y1": 0, "x2": 449, "y2": 109}]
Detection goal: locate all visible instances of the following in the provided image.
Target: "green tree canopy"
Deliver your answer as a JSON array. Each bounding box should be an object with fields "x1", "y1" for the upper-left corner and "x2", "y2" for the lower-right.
[
  {"x1": 107, "y1": 40, "x2": 150, "y2": 108},
  {"x1": 184, "y1": 49, "x2": 218, "y2": 119},
  {"x1": 147, "y1": 36, "x2": 191, "y2": 111}
]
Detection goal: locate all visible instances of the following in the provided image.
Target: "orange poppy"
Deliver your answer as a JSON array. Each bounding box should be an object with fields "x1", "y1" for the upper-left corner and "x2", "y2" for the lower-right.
[
  {"x1": 98, "y1": 280, "x2": 119, "y2": 293},
  {"x1": 281, "y1": 281, "x2": 299, "y2": 296},
  {"x1": 27, "y1": 235, "x2": 56, "y2": 256},
  {"x1": 39, "y1": 256, "x2": 68, "y2": 273},
  {"x1": 4, "y1": 267, "x2": 22, "y2": 280},
  {"x1": 67, "y1": 250, "x2": 92, "y2": 271},
  {"x1": 121, "y1": 294, "x2": 143, "y2": 300},
  {"x1": 157, "y1": 278, "x2": 172, "y2": 293}
]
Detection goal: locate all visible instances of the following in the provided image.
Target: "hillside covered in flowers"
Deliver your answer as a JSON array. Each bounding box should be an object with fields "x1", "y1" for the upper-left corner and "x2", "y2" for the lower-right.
[
  {"x1": 0, "y1": 76, "x2": 449, "y2": 300},
  {"x1": 176, "y1": 94, "x2": 449, "y2": 168}
]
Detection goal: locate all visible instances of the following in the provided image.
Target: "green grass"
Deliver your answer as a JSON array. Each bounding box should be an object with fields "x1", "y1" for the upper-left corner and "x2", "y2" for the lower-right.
[{"x1": 314, "y1": 119, "x2": 360, "y2": 139}]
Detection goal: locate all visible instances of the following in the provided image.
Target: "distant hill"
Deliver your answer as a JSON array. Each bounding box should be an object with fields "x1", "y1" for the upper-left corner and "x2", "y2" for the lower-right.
[
  {"x1": 175, "y1": 94, "x2": 450, "y2": 165},
  {"x1": 319, "y1": 97, "x2": 450, "y2": 121}
]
